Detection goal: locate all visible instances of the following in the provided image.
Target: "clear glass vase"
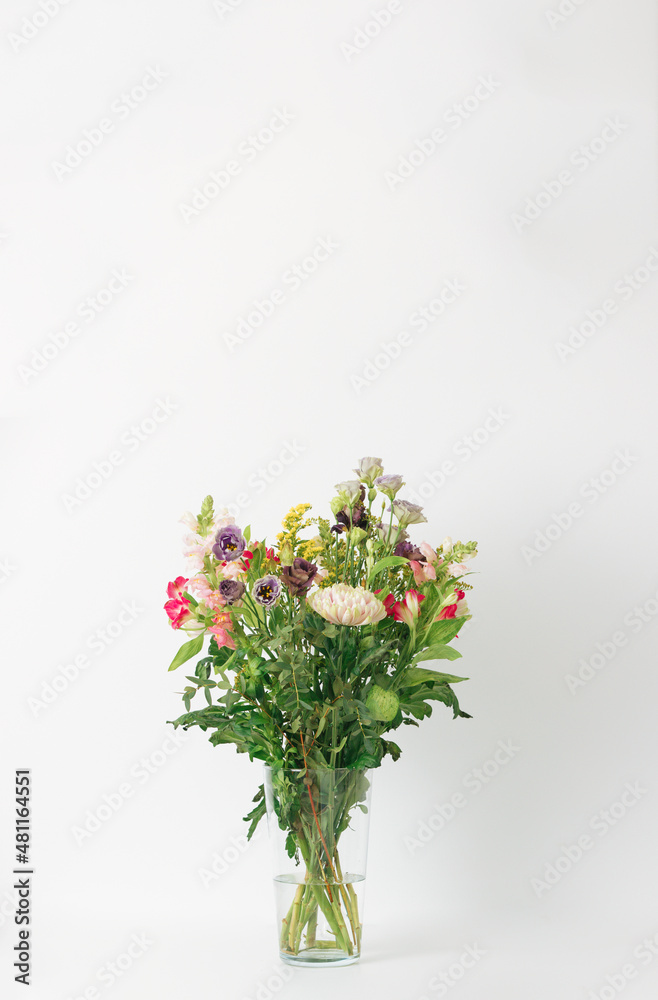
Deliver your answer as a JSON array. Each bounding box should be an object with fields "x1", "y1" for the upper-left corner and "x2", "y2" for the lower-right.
[{"x1": 263, "y1": 765, "x2": 372, "y2": 967}]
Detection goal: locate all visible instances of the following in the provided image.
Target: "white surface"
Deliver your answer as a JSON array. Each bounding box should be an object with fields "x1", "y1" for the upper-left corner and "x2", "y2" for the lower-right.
[{"x1": 2, "y1": 1, "x2": 658, "y2": 998}]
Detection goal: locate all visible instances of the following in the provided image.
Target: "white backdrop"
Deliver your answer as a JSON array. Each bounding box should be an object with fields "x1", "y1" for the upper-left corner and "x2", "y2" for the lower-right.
[{"x1": 2, "y1": 1, "x2": 657, "y2": 998}]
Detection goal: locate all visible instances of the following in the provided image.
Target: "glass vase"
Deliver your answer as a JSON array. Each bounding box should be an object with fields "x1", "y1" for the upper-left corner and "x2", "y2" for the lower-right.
[{"x1": 263, "y1": 765, "x2": 372, "y2": 967}]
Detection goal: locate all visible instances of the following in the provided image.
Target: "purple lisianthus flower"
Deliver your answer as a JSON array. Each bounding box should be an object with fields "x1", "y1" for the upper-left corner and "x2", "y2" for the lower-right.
[
  {"x1": 388, "y1": 500, "x2": 427, "y2": 527},
  {"x1": 394, "y1": 540, "x2": 425, "y2": 560},
  {"x1": 218, "y1": 579, "x2": 246, "y2": 604},
  {"x1": 253, "y1": 575, "x2": 281, "y2": 607},
  {"x1": 281, "y1": 558, "x2": 318, "y2": 596},
  {"x1": 374, "y1": 474, "x2": 405, "y2": 499},
  {"x1": 213, "y1": 524, "x2": 246, "y2": 562}
]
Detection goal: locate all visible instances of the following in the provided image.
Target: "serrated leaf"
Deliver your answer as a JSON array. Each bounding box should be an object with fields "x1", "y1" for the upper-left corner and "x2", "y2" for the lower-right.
[{"x1": 168, "y1": 635, "x2": 204, "y2": 671}]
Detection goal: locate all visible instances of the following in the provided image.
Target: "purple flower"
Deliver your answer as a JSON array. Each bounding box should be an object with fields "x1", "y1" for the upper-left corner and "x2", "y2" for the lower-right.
[
  {"x1": 253, "y1": 575, "x2": 281, "y2": 607},
  {"x1": 374, "y1": 474, "x2": 404, "y2": 499},
  {"x1": 213, "y1": 525, "x2": 246, "y2": 562},
  {"x1": 281, "y1": 558, "x2": 318, "y2": 596},
  {"x1": 334, "y1": 505, "x2": 369, "y2": 531},
  {"x1": 388, "y1": 500, "x2": 427, "y2": 527},
  {"x1": 394, "y1": 541, "x2": 425, "y2": 560},
  {"x1": 218, "y1": 579, "x2": 245, "y2": 604}
]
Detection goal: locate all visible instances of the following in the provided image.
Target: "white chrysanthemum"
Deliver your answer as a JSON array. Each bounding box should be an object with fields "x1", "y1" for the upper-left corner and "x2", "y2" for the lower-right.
[{"x1": 307, "y1": 583, "x2": 386, "y2": 627}]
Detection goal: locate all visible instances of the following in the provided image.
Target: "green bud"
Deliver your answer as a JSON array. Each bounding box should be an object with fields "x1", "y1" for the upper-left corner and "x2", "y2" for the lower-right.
[
  {"x1": 279, "y1": 541, "x2": 294, "y2": 565},
  {"x1": 350, "y1": 527, "x2": 367, "y2": 544},
  {"x1": 197, "y1": 495, "x2": 215, "y2": 537},
  {"x1": 329, "y1": 496, "x2": 344, "y2": 516}
]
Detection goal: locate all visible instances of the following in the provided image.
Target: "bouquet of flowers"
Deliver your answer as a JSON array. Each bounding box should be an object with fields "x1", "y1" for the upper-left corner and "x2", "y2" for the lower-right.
[{"x1": 165, "y1": 457, "x2": 477, "y2": 961}]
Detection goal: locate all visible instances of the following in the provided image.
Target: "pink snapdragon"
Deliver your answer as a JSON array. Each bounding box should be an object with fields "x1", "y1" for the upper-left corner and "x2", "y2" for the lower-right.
[
  {"x1": 208, "y1": 611, "x2": 236, "y2": 650},
  {"x1": 409, "y1": 560, "x2": 436, "y2": 584}
]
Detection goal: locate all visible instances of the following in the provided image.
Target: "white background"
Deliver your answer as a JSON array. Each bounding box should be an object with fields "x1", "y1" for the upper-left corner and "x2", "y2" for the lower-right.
[{"x1": 2, "y1": 1, "x2": 658, "y2": 998}]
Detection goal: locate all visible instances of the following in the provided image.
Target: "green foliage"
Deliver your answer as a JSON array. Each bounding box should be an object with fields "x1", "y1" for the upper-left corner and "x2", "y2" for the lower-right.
[
  {"x1": 168, "y1": 635, "x2": 204, "y2": 672},
  {"x1": 166, "y1": 478, "x2": 478, "y2": 839}
]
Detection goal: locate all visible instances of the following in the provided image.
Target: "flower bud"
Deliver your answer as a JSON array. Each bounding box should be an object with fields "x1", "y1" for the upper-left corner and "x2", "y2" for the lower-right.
[{"x1": 329, "y1": 496, "x2": 344, "y2": 516}]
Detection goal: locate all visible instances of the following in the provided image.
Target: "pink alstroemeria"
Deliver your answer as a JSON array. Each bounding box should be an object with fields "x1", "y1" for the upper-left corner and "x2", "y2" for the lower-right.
[
  {"x1": 390, "y1": 589, "x2": 425, "y2": 627},
  {"x1": 164, "y1": 576, "x2": 194, "y2": 629},
  {"x1": 438, "y1": 590, "x2": 468, "y2": 620}
]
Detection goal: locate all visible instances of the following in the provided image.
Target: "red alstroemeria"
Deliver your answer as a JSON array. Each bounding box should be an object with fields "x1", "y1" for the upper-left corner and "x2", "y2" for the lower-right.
[
  {"x1": 265, "y1": 547, "x2": 280, "y2": 562},
  {"x1": 382, "y1": 593, "x2": 396, "y2": 617},
  {"x1": 164, "y1": 576, "x2": 193, "y2": 629},
  {"x1": 384, "y1": 589, "x2": 425, "y2": 628},
  {"x1": 437, "y1": 590, "x2": 466, "y2": 620}
]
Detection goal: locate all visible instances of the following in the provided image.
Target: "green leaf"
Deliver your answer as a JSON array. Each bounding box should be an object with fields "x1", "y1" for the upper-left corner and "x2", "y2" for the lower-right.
[
  {"x1": 404, "y1": 666, "x2": 468, "y2": 686},
  {"x1": 168, "y1": 635, "x2": 204, "y2": 671},
  {"x1": 243, "y1": 784, "x2": 266, "y2": 840},
  {"x1": 367, "y1": 555, "x2": 410, "y2": 585},
  {"x1": 382, "y1": 739, "x2": 402, "y2": 761},
  {"x1": 412, "y1": 643, "x2": 462, "y2": 664},
  {"x1": 424, "y1": 616, "x2": 468, "y2": 646}
]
